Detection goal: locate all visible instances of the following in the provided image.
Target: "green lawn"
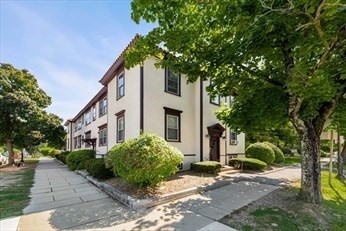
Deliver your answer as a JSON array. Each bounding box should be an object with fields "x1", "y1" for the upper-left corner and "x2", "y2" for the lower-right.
[
  {"x1": 0, "y1": 158, "x2": 38, "y2": 219},
  {"x1": 230, "y1": 169, "x2": 345, "y2": 231},
  {"x1": 321, "y1": 170, "x2": 346, "y2": 230},
  {"x1": 283, "y1": 156, "x2": 301, "y2": 165}
]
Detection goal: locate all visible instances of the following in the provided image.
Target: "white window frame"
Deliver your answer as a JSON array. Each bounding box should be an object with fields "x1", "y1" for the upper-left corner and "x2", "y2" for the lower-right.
[
  {"x1": 166, "y1": 114, "x2": 179, "y2": 141},
  {"x1": 117, "y1": 117, "x2": 125, "y2": 143},
  {"x1": 230, "y1": 129, "x2": 238, "y2": 145}
]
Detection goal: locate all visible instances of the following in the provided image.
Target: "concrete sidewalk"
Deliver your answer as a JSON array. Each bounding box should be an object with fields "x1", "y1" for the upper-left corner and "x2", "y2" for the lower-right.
[{"x1": 2, "y1": 158, "x2": 300, "y2": 231}]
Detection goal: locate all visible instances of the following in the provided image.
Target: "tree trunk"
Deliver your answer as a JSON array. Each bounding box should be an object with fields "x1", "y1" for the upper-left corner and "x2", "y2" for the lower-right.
[
  {"x1": 299, "y1": 122, "x2": 322, "y2": 204},
  {"x1": 6, "y1": 139, "x2": 15, "y2": 165}
]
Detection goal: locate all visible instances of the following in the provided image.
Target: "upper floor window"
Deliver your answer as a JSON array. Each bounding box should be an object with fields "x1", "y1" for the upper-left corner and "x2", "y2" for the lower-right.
[
  {"x1": 210, "y1": 95, "x2": 221, "y2": 105},
  {"x1": 164, "y1": 107, "x2": 182, "y2": 142},
  {"x1": 99, "y1": 125, "x2": 107, "y2": 146},
  {"x1": 99, "y1": 97, "x2": 107, "y2": 117},
  {"x1": 85, "y1": 110, "x2": 91, "y2": 125},
  {"x1": 210, "y1": 80, "x2": 220, "y2": 105},
  {"x1": 117, "y1": 73, "x2": 125, "y2": 99},
  {"x1": 229, "y1": 96, "x2": 234, "y2": 107},
  {"x1": 92, "y1": 106, "x2": 96, "y2": 121},
  {"x1": 230, "y1": 129, "x2": 238, "y2": 145},
  {"x1": 165, "y1": 68, "x2": 180, "y2": 96},
  {"x1": 77, "y1": 117, "x2": 82, "y2": 130}
]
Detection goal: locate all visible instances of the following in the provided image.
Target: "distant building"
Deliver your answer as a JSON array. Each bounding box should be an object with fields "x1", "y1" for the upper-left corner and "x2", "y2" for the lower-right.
[{"x1": 65, "y1": 35, "x2": 245, "y2": 170}]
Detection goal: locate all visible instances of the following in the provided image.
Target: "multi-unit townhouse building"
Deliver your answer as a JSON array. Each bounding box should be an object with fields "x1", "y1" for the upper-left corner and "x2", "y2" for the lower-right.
[{"x1": 65, "y1": 36, "x2": 245, "y2": 170}]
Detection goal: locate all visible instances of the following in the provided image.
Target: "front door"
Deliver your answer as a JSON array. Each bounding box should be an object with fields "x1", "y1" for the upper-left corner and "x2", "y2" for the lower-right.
[
  {"x1": 209, "y1": 135, "x2": 220, "y2": 161},
  {"x1": 207, "y1": 123, "x2": 225, "y2": 162}
]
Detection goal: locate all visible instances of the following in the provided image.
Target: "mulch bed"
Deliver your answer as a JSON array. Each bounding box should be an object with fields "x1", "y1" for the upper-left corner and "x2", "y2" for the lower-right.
[{"x1": 104, "y1": 170, "x2": 230, "y2": 199}]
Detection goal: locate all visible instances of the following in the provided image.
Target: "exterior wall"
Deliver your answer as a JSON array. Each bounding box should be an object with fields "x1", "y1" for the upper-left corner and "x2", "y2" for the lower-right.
[
  {"x1": 107, "y1": 65, "x2": 141, "y2": 150},
  {"x1": 201, "y1": 80, "x2": 245, "y2": 166},
  {"x1": 65, "y1": 50, "x2": 246, "y2": 170},
  {"x1": 143, "y1": 57, "x2": 196, "y2": 170}
]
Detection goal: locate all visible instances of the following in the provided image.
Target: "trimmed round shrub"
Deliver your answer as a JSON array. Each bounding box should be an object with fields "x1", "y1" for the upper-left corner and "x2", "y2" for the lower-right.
[
  {"x1": 245, "y1": 142, "x2": 275, "y2": 165},
  {"x1": 66, "y1": 149, "x2": 95, "y2": 171},
  {"x1": 85, "y1": 158, "x2": 114, "y2": 180},
  {"x1": 105, "y1": 132, "x2": 183, "y2": 187},
  {"x1": 263, "y1": 142, "x2": 285, "y2": 163},
  {"x1": 229, "y1": 158, "x2": 267, "y2": 170},
  {"x1": 190, "y1": 161, "x2": 221, "y2": 174}
]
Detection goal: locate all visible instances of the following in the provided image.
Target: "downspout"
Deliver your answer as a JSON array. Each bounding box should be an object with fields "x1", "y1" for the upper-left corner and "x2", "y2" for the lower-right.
[
  {"x1": 200, "y1": 78, "x2": 203, "y2": 162},
  {"x1": 140, "y1": 66, "x2": 144, "y2": 133}
]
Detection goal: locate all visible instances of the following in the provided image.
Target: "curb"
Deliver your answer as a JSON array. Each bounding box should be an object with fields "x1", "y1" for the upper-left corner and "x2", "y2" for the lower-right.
[{"x1": 75, "y1": 170, "x2": 232, "y2": 210}]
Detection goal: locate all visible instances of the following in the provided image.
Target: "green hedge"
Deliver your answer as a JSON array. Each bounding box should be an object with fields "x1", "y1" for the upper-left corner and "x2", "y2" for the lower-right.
[
  {"x1": 58, "y1": 151, "x2": 70, "y2": 164},
  {"x1": 105, "y1": 132, "x2": 183, "y2": 187},
  {"x1": 263, "y1": 142, "x2": 285, "y2": 163},
  {"x1": 246, "y1": 142, "x2": 275, "y2": 165},
  {"x1": 229, "y1": 158, "x2": 267, "y2": 170},
  {"x1": 190, "y1": 161, "x2": 222, "y2": 174},
  {"x1": 66, "y1": 149, "x2": 95, "y2": 171},
  {"x1": 85, "y1": 158, "x2": 114, "y2": 180}
]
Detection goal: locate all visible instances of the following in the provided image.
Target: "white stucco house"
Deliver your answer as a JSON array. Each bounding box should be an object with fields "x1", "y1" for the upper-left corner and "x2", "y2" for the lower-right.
[{"x1": 65, "y1": 35, "x2": 245, "y2": 170}]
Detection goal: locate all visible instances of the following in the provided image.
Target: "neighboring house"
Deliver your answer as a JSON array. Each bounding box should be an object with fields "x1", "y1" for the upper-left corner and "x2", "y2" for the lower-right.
[{"x1": 65, "y1": 35, "x2": 245, "y2": 170}]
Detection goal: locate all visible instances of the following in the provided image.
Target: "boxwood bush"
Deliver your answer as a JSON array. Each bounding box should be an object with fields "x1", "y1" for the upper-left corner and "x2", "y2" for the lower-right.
[
  {"x1": 246, "y1": 142, "x2": 275, "y2": 165},
  {"x1": 229, "y1": 158, "x2": 267, "y2": 170},
  {"x1": 66, "y1": 149, "x2": 95, "y2": 171},
  {"x1": 263, "y1": 142, "x2": 285, "y2": 163},
  {"x1": 58, "y1": 151, "x2": 70, "y2": 164},
  {"x1": 85, "y1": 158, "x2": 114, "y2": 180},
  {"x1": 190, "y1": 161, "x2": 222, "y2": 174},
  {"x1": 105, "y1": 132, "x2": 183, "y2": 187}
]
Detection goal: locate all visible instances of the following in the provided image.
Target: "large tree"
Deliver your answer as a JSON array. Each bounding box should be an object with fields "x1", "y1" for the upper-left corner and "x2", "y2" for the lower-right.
[
  {"x1": 125, "y1": 0, "x2": 346, "y2": 203},
  {"x1": 0, "y1": 63, "x2": 65, "y2": 164}
]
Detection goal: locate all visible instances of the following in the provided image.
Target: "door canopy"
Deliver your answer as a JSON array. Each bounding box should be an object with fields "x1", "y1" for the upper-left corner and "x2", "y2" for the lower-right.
[{"x1": 207, "y1": 123, "x2": 225, "y2": 137}]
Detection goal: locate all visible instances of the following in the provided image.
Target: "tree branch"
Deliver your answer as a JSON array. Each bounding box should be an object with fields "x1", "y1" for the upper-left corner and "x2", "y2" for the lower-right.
[
  {"x1": 238, "y1": 64, "x2": 285, "y2": 87},
  {"x1": 314, "y1": 82, "x2": 346, "y2": 136}
]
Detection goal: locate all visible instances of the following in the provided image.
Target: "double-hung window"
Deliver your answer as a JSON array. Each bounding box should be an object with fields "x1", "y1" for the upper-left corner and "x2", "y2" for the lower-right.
[
  {"x1": 117, "y1": 73, "x2": 125, "y2": 99},
  {"x1": 85, "y1": 131, "x2": 91, "y2": 148},
  {"x1": 210, "y1": 79, "x2": 221, "y2": 105},
  {"x1": 92, "y1": 106, "x2": 96, "y2": 121},
  {"x1": 230, "y1": 129, "x2": 238, "y2": 145},
  {"x1": 115, "y1": 110, "x2": 125, "y2": 143},
  {"x1": 165, "y1": 68, "x2": 180, "y2": 95},
  {"x1": 99, "y1": 125, "x2": 107, "y2": 146},
  {"x1": 164, "y1": 107, "x2": 182, "y2": 142},
  {"x1": 99, "y1": 97, "x2": 107, "y2": 117}
]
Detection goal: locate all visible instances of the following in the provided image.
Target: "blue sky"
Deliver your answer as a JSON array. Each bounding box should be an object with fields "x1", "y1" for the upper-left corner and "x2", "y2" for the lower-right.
[{"x1": 0, "y1": 0, "x2": 154, "y2": 122}]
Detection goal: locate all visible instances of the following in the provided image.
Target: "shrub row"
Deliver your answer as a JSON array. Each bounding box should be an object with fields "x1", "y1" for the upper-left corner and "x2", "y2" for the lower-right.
[
  {"x1": 40, "y1": 147, "x2": 60, "y2": 158},
  {"x1": 229, "y1": 158, "x2": 267, "y2": 170},
  {"x1": 245, "y1": 142, "x2": 285, "y2": 164},
  {"x1": 190, "y1": 161, "x2": 222, "y2": 174},
  {"x1": 85, "y1": 158, "x2": 114, "y2": 180},
  {"x1": 56, "y1": 151, "x2": 70, "y2": 164},
  {"x1": 66, "y1": 149, "x2": 95, "y2": 171},
  {"x1": 105, "y1": 132, "x2": 183, "y2": 187}
]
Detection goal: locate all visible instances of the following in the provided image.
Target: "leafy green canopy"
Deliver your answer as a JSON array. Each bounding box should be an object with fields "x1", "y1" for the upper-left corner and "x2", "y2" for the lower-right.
[
  {"x1": 0, "y1": 63, "x2": 66, "y2": 151},
  {"x1": 126, "y1": 0, "x2": 346, "y2": 135}
]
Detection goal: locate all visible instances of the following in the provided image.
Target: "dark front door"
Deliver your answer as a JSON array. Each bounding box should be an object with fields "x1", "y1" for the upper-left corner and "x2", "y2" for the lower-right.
[
  {"x1": 209, "y1": 135, "x2": 220, "y2": 161},
  {"x1": 207, "y1": 123, "x2": 225, "y2": 162}
]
